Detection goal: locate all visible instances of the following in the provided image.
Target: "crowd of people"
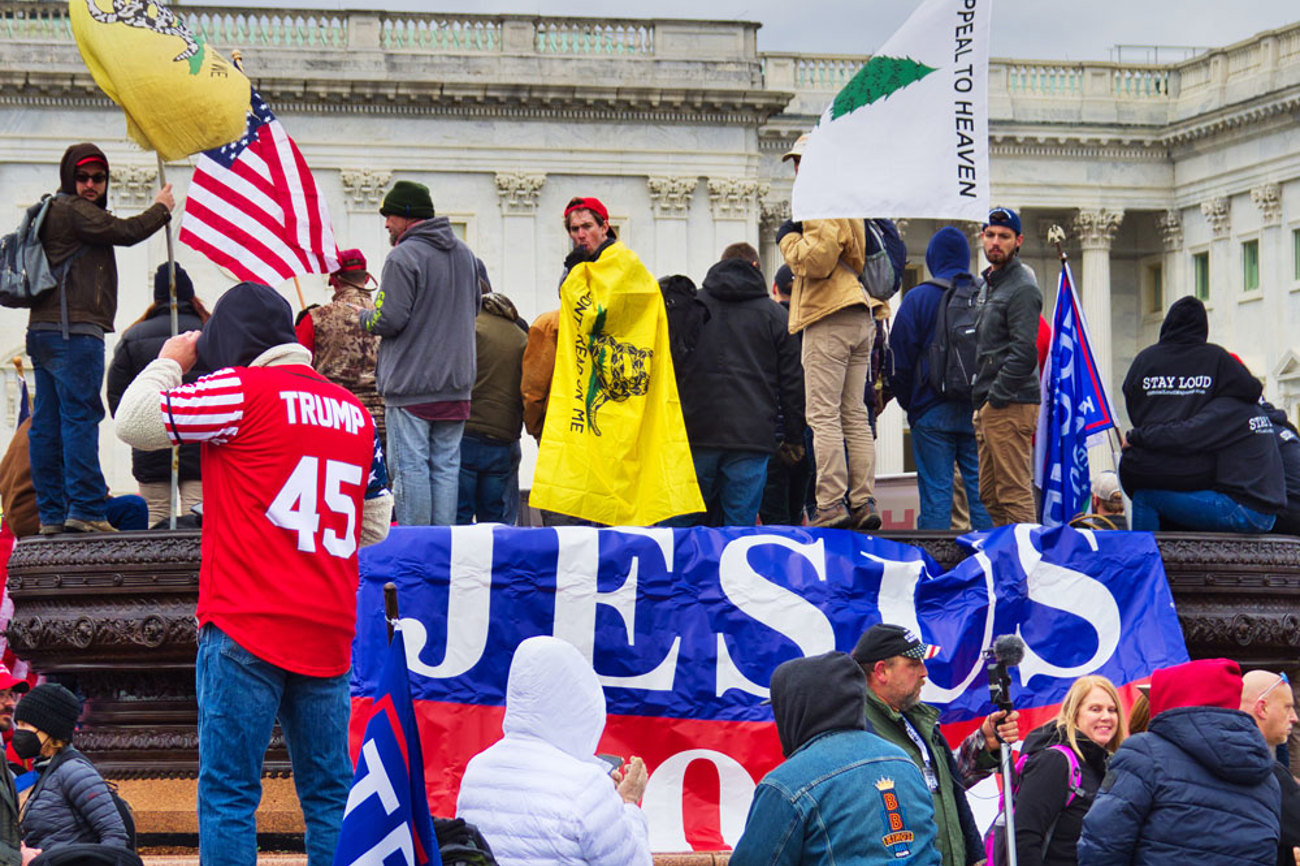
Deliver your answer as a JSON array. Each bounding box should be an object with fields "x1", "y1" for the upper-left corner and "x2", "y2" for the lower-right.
[{"x1": 1, "y1": 138, "x2": 1299, "y2": 865}]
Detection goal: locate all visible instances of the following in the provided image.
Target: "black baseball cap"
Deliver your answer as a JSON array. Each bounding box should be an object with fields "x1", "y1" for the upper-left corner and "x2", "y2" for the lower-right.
[{"x1": 851, "y1": 623, "x2": 941, "y2": 665}]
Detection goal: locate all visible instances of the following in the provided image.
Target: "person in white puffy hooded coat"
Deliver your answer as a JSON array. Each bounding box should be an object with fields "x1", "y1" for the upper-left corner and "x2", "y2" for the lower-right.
[{"x1": 456, "y1": 636, "x2": 653, "y2": 866}]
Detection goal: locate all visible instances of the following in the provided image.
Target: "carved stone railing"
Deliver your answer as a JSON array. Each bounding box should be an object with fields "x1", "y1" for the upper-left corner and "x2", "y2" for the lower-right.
[{"x1": 7, "y1": 530, "x2": 1300, "y2": 780}]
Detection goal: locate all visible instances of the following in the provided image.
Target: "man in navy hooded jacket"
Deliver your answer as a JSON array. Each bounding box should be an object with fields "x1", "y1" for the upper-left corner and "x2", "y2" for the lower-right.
[
  {"x1": 1078, "y1": 658, "x2": 1280, "y2": 866},
  {"x1": 888, "y1": 227, "x2": 991, "y2": 530}
]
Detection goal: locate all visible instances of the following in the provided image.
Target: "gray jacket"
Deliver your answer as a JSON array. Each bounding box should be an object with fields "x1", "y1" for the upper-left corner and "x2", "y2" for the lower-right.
[
  {"x1": 972, "y1": 256, "x2": 1042, "y2": 408},
  {"x1": 360, "y1": 217, "x2": 481, "y2": 406},
  {"x1": 21, "y1": 749, "x2": 128, "y2": 851}
]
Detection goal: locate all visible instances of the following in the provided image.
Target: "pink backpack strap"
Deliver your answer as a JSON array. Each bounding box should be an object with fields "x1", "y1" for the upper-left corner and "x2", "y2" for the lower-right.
[{"x1": 1047, "y1": 744, "x2": 1087, "y2": 805}]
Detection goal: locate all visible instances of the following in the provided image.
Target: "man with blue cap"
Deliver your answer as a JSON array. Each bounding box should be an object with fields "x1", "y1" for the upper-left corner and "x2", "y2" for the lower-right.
[{"x1": 972, "y1": 207, "x2": 1042, "y2": 525}]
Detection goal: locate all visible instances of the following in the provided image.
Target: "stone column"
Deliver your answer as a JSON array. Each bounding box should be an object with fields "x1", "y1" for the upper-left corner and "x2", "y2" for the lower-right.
[
  {"x1": 1252, "y1": 183, "x2": 1283, "y2": 392},
  {"x1": 1157, "y1": 209, "x2": 1183, "y2": 315},
  {"x1": 758, "y1": 197, "x2": 790, "y2": 279},
  {"x1": 646, "y1": 176, "x2": 696, "y2": 277},
  {"x1": 1071, "y1": 209, "x2": 1124, "y2": 393},
  {"x1": 707, "y1": 178, "x2": 764, "y2": 264},
  {"x1": 1201, "y1": 195, "x2": 1232, "y2": 336},
  {"x1": 495, "y1": 171, "x2": 546, "y2": 315}
]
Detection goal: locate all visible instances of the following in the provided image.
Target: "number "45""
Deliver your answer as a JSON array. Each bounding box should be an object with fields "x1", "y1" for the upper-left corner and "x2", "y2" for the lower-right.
[{"x1": 265, "y1": 457, "x2": 362, "y2": 558}]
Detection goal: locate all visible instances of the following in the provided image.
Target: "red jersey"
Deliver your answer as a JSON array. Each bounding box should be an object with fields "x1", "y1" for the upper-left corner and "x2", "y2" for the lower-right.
[{"x1": 162, "y1": 363, "x2": 376, "y2": 676}]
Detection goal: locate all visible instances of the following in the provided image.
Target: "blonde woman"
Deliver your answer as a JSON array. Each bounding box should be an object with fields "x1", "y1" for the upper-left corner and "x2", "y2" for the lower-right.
[{"x1": 1013, "y1": 675, "x2": 1126, "y2": 866}]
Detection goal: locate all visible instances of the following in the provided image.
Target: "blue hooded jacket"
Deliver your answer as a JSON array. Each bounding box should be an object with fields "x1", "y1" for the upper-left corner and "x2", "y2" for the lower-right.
[{"x1": 887, "y1": 227, "x2": 973, "y2": 426}]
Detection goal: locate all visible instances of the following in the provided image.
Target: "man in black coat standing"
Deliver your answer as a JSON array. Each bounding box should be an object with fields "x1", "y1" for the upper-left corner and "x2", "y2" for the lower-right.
[{"x1": 675, "y1": 244, "x2": 804, "y2": 526}]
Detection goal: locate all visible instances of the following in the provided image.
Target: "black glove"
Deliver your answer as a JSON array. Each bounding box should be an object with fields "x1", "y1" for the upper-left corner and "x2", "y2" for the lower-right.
[
  {"x1": 777, "y1": 441, "x2": 805, "y2": 468},
  {"x1": 775, "y1": 219, "x2": 803, "y2": 245},
  {"x1": 563, "y1": 246, "x2": 591, "y2": 270}
]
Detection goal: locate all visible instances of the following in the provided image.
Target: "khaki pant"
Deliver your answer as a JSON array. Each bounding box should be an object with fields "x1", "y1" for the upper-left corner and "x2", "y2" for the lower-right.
[
  {"x1": 139, "y1": 479, "x2": 203, "y2": 527},
  {"x1": 802, "y1": 305, "x2": 875, "y2": 512},
  {"x1": 973, "y1": 402, "x2": 1038, "y2": 526}
]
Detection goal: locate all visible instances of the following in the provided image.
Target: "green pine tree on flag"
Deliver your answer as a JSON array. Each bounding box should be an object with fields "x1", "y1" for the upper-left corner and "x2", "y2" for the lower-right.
[{"x1": 831, "y1": 55, "x2": 938, "y2": 120}]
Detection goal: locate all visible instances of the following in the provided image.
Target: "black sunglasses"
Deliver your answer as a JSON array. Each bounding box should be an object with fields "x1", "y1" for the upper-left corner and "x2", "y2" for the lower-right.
[{"x1": 75, "y1": 172, "x2": 107, "y2": 184}]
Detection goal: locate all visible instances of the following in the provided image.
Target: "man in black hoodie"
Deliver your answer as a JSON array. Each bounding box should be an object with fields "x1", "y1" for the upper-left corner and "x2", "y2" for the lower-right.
[
  {"x1": 1121, "y1": 296, "x2": 1280, "y2": 531},
  {"x1": 729, "y1": 652, "x2": 939, "y2": 865},
  {"x1": 675, "y1": 245, "x2": 804, "y2": 526},
  {"x1": 28, "y1": 142, "x2": 173, "y2": 534}
]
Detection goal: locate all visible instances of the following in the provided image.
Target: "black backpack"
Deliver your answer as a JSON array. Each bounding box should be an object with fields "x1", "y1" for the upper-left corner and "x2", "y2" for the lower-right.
[
  {"x1": 433, "y1": 816, "x2": 497, "y2": 866},
  {"x1": 925, "y1": 273, "x2": 982, "y2": 402},
  {"x1": 23, "y1": 748, "x2": 136, "y2": 852}
]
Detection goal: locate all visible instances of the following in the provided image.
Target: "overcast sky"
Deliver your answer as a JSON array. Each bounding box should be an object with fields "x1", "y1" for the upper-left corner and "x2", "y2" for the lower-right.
[{"x1": 248, "y1": 0, "x2": 1298, "y2": 60}]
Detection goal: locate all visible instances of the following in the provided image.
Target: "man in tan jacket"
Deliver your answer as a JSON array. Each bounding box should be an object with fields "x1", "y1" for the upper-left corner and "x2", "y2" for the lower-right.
[{"x1": 777, "y1": 135, "x2": 886, "y2": 530}]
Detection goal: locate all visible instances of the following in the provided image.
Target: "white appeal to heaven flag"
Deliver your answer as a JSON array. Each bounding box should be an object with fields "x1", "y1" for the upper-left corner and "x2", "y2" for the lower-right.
[{"x1": 791, "y1": 0, "x2": 992, "y2": 222}]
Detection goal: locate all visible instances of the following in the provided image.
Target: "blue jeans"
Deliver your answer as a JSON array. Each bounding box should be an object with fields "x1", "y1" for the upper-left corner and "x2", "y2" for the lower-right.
[
  {"x1": 196, "y1": 624, "x2": 350, "y2": 866},
  {"x1": 456, "y1": 434, "x2": 520, "y2": 524},
  {"x1": 26, "y1": 331, "x2": 108, "y2": 524},
  {"x1": 387, "y1": 406, "x2": 464, "y2": 526},
  {"x1": 671, "y1": 449, "x2": 770, "y2": 527},
  {"x1": 1130, "y1": 489, "x2": 1276, "y2": 533},
  {"x1": 911, "y1": 401, "x2": 992, "y2": 530}
]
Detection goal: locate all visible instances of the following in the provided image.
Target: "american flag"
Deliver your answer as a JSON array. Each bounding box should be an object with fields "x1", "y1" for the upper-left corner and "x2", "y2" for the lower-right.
[{"x1": 179, "y1": 89, "x2": 339, "y2": 285}]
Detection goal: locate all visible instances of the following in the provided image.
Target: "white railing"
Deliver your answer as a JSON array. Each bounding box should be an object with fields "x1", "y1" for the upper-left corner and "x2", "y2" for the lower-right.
[
  {"x1": 381, "y1": 14, "x2": 501, "y2": 52},
  {"x1": 534, "y1": 19, "x2": 653, "y2": 55}
]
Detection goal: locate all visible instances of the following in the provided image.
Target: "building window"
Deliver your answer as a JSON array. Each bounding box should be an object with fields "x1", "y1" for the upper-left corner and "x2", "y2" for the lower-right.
[
  {"x1": 1192, "y1": 252, "x2": 1210, "y2": 301},
  {"x1": 1145, "y1": 261, "x2": 1163, "y2": 314},
  {"x1": 1242, "y1": 239, "x2": 1260, "y2": 292},
  {"x1": 450, "y1": 221, "x2": 467, "y2": 241},
  {"x1": 1293, "y1": 228, "x2": 1300, "y2": 281}
]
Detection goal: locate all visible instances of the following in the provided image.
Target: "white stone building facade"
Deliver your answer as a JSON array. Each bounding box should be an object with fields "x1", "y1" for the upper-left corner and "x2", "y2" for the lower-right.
[{"x1": 0, "y1": 5, "x2": 1298, "y2": 501}]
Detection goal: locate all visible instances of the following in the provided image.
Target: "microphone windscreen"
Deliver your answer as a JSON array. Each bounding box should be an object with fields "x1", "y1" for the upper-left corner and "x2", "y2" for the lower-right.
[{"x1": 992, "y1": 634, "x2": 1026, "y2": 666}]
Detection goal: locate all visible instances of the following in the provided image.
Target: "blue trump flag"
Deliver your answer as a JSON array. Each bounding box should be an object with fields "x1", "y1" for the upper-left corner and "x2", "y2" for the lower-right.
[
  {"x1": 334, "y1": 627, "x2": 441, "y2": 866},
  {"x1": 1034, "y1": 261, "x2": 1117, "y2": 526}
]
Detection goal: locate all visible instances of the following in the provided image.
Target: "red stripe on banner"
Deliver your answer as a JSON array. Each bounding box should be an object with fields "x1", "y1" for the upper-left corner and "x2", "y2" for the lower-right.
[
  {"x1": 351, "y1": 698, "x2": 784, "y2": 851},
  {"x1": 181, "y1": 198, "x2": 298, "y2": 283},
  {"x1": 256, "y1": 128, "x2": 313, "y2": 273}
]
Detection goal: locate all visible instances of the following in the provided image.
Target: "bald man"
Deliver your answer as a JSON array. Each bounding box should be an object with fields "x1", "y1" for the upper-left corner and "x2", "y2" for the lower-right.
[{"x1": 1241, "y1": 670, "x2": 1300, "y2": 866}]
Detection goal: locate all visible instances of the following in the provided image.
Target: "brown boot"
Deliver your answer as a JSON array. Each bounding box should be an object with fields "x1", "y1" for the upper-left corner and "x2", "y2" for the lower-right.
[
  {"x1": 809, "y1": 504, "x2": 851, "y2": 529},
  {"x1": 63, "y1": 518, "x2": 118, "y2": 533},
  {"x1": 850, "y1": 500, "x2": 882, "y2": 531}
]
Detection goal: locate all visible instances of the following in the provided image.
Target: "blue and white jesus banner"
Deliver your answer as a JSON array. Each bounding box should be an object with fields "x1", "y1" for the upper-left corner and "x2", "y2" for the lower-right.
[{"x1": 351, "y1": 524, "x2": 1187, "y2": 852}]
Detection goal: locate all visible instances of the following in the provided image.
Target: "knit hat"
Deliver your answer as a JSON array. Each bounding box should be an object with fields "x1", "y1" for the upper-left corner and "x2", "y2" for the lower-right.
[
  {"x1": 153, "y1": 263, "x2": 195, "y2": 306},
  {"x1": 379, "y1": 181, "x2": 434, "y2": 219},
  {"x1": 14, "y1": 683, "x2": 81, "y2": 742},
  {"x1": 1149, "y1": 658, "x2": 1243, "y2": 718},
  {"x1": 773, "y1": 264, "x2": 793, "y2": 294}
]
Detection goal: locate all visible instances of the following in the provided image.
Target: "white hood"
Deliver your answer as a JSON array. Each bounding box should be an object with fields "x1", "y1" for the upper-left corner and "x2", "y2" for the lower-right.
[{"x1": 502, "y1": 636, "x2": 605, "y2": 760}]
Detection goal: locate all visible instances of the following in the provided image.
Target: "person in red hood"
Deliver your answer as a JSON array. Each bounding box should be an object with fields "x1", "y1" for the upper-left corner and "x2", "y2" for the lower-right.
[{"x1": 1078, "y1": 659, "x2": 1281, "y2": 866}]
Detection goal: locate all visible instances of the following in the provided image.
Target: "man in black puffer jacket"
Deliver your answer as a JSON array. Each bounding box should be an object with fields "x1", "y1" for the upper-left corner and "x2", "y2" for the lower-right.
[
  {"x1": 106, "y1": 264, "x2": 209, "y2": 526},
  {"x1": 676, "y1": 245, "x2": 804, "y2": 526},
  {"x1": 1078, "y1": 658, "x2": 1280, "y2": 866},
  {"x1": 1120, "y1": 295, "x2": 1260, "y2": 494}
]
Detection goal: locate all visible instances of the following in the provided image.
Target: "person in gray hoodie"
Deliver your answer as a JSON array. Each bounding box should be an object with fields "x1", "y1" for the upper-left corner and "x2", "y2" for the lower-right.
[{"x1": 361, "y1": 180, "x2": 481, "y2": 526}]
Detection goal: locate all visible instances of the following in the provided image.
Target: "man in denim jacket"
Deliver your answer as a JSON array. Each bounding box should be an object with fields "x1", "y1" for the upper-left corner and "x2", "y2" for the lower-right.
[{"x1": 730, "y1": 652, "x2": 939, "y2": 865}]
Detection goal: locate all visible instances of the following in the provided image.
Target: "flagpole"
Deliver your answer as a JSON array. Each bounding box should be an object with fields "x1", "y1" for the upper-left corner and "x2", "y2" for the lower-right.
[
  {"x1": 384, "y1": 582, "x2": 399, "y2": 646},
  {"x1": 1049, "y1": 228, "x2": 1125, "y2": 487},
  {"x1": 157, "y1": 152, "x2": 180, "y2": 531},
  {"x1": 293, "y1": 275, "x2": 307, "y2": 311}
]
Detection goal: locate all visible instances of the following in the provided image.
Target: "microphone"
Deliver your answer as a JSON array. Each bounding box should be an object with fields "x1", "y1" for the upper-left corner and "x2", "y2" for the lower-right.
[
  {"x1": 991, "y1": 634, "x2": 1025, "y2": 667},
  {"x1": 984, "y1": 634, "x2": 1024, "y2": 713}
]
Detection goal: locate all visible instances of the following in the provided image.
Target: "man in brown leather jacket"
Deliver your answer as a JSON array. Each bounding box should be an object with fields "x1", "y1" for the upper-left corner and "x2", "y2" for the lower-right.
[{"x1": 28, "y1": 142, "x2": 173, "y2": 535}]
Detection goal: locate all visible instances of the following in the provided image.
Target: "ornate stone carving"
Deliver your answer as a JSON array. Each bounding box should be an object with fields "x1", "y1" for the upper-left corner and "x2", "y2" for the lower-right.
[
  {"x1": 707, "y1": 178, "x2": 764, "y2": 220},
  {"x1": 1157, "y1": 209, "x2": 1183, "y2": 250},
  {"x1": 340, "y1": 168, "x2": 392, "y2": 210},
  {"x1": 758, "y1": 198, "x2": 790, "y2": 233},
  {"x1": 1200, "y1": 196, "x2": 1231, "y2": 237},
  {"x1": 1251, "y1": 183, "x2": 1282, "y2": 227},
  {"x1": 1072, "y1": 208, "x2": 1124, "y2": 250},
  {"x1": 494, "y1": 171, "x2": 545, "y2": 215},
  {"x1": 109, "y1": 164, "x2": 158, "y2": 208},
  {"x1": 646, "y1": 176, "x2": 697, "y2": 218}
]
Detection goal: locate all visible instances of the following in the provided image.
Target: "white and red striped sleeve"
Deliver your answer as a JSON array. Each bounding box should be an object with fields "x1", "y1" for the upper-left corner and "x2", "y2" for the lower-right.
[{"x1": 161, "y1": 368, "x2": 247, "y2": 446}]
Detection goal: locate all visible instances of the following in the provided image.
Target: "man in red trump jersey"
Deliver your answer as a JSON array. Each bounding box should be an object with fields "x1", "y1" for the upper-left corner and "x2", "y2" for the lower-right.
[{"x1": 115, "y1": 281, "x2": 393, "y2": 866}]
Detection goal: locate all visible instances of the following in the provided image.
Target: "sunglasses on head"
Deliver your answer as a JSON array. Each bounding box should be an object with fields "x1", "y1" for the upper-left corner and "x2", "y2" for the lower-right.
[
  {"x1": 988, "y1": 208, "x2": 1013, "y2": 222},
  {"x1": 1258, "y1": 671, "x2": 1290, "y2": 703},
  {"x1": 75, "y1": 172, "x2": 107, "y2": 184}
]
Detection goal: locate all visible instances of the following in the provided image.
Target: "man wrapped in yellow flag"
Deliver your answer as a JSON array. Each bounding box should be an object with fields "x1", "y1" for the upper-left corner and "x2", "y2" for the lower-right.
[
  {"x1": 530, "y1": 197, "x2": 703, "y2": 526},
  {"x1": 70, "y1": 0, "x2": 249, "y2": 161}
]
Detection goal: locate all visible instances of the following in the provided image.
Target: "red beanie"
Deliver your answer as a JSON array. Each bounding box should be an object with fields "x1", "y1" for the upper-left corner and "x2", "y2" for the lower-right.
[
  {"x1": 332, "y1": 248, "x2": 367, "y2": 275},
  {"x1": 1149, "y1": 658, "x2": 1242, "y2": 718}
]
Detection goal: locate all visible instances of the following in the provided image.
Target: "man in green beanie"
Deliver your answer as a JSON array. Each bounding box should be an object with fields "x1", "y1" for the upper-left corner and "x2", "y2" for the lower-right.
[{"x1": 361, "y1": 180, "x2": 481, "y2": 525}]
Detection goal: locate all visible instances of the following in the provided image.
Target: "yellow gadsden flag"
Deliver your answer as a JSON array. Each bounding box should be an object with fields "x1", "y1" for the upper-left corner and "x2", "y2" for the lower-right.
[
  {"x1": 70, "y1": 0, "x2": 250, "y2": 161},
  {"x1": 530, "y1": 242, "x2": 703, "y2": 526}
]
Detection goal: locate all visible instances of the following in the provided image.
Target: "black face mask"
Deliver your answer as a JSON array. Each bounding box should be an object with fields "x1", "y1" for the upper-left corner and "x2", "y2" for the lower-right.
[{"x1": 11, "y1": 729, "x2": 42, "y2": 760}]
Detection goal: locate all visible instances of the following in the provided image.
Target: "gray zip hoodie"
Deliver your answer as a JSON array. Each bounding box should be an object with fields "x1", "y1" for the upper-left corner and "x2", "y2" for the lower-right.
[{"x1": 361, "y1": 216, "x2": 481, "y2": 405}]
